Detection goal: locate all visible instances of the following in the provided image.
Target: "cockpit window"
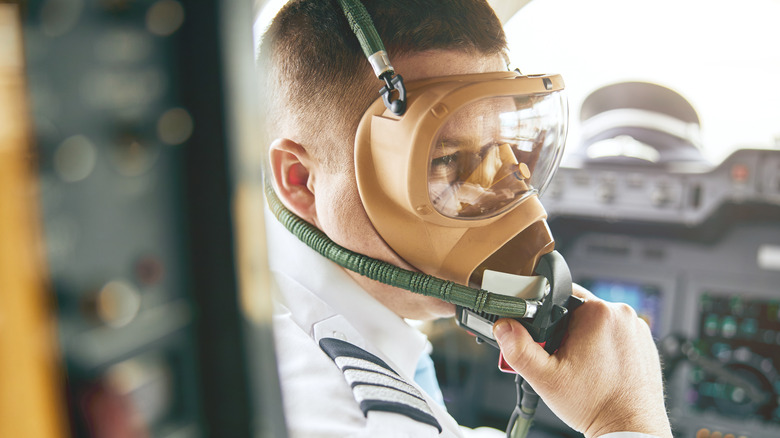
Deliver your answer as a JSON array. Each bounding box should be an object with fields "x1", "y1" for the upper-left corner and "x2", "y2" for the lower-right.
[{"x1": 505, "y1": 0, "x2": 780, "y2": 164}]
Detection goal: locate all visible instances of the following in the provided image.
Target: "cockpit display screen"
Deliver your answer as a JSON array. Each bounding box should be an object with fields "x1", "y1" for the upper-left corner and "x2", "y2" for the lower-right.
[{"x1": 579, "y1": 279, "x2": 663, "y2": 337}]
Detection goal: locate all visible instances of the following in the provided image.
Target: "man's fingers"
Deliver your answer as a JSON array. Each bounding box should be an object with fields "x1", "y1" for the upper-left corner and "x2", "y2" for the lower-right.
[
  {"x1": 493, "y1": 318, "x2": 551, "y2": 380},
  {"x1": 572, "y1": 283, "x2": 599, "y2": 302}
]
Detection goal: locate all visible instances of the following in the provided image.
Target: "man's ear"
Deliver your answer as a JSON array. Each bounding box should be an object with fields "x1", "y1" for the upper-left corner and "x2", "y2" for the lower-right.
[{"x1": 268, "y1": 138, "x2": 318, "y2": 224}]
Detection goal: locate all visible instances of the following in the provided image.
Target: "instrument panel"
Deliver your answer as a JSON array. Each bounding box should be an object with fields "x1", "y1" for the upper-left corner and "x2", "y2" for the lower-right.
[
  {"x1": 561, "y1": 223, "x2": 780, "y2": 438},
  {"x1": 546, "y1": 149, "x2": 780, "y2": 436},
  {"x1": 431, "y1": 148, "x2": 780, "y2": 438}
]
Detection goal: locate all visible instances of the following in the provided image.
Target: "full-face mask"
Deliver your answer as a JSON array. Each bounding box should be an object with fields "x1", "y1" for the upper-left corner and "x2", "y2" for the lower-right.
[
  {"x1": 265, "y1": 2, "x2": 581, "y2": 436},
  {"x1": 356, "y1": 71, "x2": 568, "y2": 287}
]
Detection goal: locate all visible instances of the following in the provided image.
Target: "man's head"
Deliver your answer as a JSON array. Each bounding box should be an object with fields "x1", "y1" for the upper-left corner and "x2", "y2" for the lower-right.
[
  {"x1": 259, "y1": 0, "x2": 508, "y2": 172},
  {"x1": 260, "y1": 0, "x2": 510, "y2": 319}
]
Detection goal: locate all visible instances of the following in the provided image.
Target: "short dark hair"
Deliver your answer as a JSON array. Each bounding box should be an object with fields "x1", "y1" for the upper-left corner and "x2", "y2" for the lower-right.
[{"x1": 258, "y1": 0, "x2": 507, "y2": 171}]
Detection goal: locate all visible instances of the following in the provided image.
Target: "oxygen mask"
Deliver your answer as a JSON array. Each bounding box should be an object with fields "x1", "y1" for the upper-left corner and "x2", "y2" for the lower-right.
[{"x1": 355, "y1": 71, "x2": 568, "y2": 287}]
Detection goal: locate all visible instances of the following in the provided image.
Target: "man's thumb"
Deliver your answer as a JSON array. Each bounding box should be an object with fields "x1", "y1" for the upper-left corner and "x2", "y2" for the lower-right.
[{"x1": 493, "y1": 318, "x2": 550, "y2": 379}]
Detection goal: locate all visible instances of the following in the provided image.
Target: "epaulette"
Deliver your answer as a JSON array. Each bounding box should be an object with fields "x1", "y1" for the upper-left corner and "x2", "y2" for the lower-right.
[{"x1": 319, "y1": 337, "x2": 442, "y2": 432}]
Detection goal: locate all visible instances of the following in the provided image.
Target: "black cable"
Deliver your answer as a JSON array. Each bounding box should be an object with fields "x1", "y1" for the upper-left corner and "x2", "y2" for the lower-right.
[{"x1": 507, "y1": 376, "x2": 539, "y2": 438}]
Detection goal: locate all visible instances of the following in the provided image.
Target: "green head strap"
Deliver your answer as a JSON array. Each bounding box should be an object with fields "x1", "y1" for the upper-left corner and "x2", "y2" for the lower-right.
[{"x1": 336, "y1": 0, "x2": 407, "y2": 115}]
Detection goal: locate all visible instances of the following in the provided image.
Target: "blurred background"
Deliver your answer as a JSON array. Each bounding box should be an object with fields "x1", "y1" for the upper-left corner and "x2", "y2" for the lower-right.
[
  {"x1": 2, "y1": 0, "x2": 779, "y2": 437},
  {"x1": 1, "y1": 1, "x2": 283, "y2": 437}
]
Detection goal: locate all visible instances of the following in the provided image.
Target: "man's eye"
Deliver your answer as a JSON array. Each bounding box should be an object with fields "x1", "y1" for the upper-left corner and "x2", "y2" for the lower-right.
[{"x1": 432, "y1": 152, "x2": 458, "y2": 166}]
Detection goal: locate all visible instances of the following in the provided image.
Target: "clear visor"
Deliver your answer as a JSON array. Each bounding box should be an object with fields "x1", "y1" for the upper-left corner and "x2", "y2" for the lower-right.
[{"x1": 428, "y1": 91, "x2": 567, "y2": 219}]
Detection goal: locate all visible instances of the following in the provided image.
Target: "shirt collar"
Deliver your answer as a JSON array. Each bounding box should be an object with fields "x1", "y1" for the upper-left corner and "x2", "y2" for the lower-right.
[{"x1": 265, "y1": 210, "x2": 428, "y2": 378}]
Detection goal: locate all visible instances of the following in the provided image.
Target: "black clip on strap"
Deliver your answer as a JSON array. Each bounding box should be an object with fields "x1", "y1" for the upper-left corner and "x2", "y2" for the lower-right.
[{"x1": 380, "y1": 73, "x2": 407, "y2": 115}]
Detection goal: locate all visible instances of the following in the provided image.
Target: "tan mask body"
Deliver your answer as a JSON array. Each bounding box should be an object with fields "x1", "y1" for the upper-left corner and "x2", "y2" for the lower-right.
[{"x1": 355, "y1": 71, "x2": 567, "y2": 287}]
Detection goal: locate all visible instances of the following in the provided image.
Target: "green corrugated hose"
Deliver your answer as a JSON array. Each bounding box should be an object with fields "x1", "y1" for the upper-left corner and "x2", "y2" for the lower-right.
[{"x1": 264, "y1": 182, "x2": 531, "y2": 318}]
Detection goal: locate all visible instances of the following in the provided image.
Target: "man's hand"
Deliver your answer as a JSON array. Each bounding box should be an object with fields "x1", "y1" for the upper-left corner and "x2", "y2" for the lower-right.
[{"x1": 493, "y1": 285, "x2": 673, "y2": 438}]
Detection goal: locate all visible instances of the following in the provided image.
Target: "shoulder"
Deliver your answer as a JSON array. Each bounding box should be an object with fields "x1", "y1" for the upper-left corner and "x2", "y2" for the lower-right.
[
  {"x1": 271, "y1": 273, "x2": 446, "y2": 436},
  {"x1": 274, "y1": 311, "x2": 368, "y2": 437},
  {"x1": 273, "y1": 312, "x2": 444, "y2": 437},
  {"x1": 319, "y1": 337, "x2": 442, "y2": 434}
]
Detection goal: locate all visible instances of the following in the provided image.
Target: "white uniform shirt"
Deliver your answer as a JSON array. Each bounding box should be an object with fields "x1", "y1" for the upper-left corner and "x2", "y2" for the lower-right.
[{"x1": 266, "y1": 211, "x2": 660, "y2": 438}]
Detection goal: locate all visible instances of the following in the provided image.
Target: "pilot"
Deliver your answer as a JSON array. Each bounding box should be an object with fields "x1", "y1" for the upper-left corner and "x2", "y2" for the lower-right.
[{"x1": 258, "y1": 0, "x2": 673, "y2": 437}]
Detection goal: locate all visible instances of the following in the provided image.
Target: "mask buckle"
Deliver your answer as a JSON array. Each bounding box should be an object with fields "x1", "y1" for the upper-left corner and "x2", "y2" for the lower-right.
[{"x1": 380, "y1": 73, "x2": 407, "y2": 115}]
